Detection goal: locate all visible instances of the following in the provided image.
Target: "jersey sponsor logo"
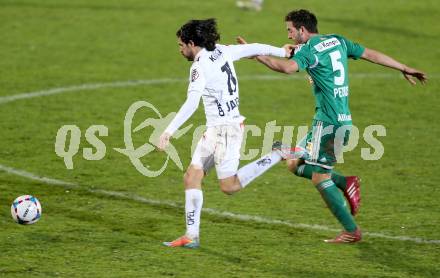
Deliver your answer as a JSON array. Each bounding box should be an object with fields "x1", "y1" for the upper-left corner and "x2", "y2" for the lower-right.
[
  {"x1": 191, "y1": 68, "x2": 199, "y2": 82},
  {"x1": 314, "y1": 38, "x2": 340, "y2": 52},
  {"x1": 209, "y1": 48, "x2": 223, "y2": 62},
  {"x1": 338, "y1": 114, "x2": 352, "y2": 122}
]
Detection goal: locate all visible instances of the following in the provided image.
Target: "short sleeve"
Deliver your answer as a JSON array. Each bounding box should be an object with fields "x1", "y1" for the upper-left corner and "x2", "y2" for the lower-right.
[
  {"x1": 340, "y1": 36, "x2": 365, "y2": 60},
  {"x1": 291, "y1": 44, "x2": 317, "y2": 71},
  {"x1": 187, "y1": 63, "x2": 206, "y2": 95}
]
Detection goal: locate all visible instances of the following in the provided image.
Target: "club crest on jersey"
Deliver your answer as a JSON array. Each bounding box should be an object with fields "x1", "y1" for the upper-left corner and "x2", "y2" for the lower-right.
[{"x1": 191, "y1": 69, "x2": 199, "y2": 82}]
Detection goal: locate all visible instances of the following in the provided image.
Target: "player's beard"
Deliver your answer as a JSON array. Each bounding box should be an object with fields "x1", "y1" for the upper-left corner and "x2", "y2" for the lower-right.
[
  {"x1": 182, "y1": 52, "x2": 194, "y2": 61},
  {"x1": 294, "y1": 32, "x2": 303, "y2": 44}
]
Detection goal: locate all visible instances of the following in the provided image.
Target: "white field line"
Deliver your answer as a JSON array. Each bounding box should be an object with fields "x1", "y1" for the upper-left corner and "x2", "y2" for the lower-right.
[
  {"x1": 0, "y1": 73, "x2": 419, "y2": 105},
  {"x1": 0, "y1": 78, "x2": 183, "y2": 104},
  {"x1": 0, "y1": 163, "x2": 439, "y2": 245}
]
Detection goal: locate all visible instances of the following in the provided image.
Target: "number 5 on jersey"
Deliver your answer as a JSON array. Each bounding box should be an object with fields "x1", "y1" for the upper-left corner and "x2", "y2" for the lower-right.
[{"x1": 329, "y1": 50, "x2": 345, "y2": 86}]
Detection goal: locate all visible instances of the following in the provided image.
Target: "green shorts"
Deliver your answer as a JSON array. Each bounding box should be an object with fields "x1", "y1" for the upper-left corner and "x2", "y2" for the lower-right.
[{"x1": 296, "y1": 120, "x2": 351, "y2": 174}]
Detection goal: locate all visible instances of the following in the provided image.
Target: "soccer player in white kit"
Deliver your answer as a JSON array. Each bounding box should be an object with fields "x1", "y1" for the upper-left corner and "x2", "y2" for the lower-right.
[{"x1": 158, "y1": 18, "x2": 290, "y2": 248}]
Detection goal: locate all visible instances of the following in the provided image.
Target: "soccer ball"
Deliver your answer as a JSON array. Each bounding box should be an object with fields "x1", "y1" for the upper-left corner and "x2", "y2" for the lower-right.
[{"x1": 11, "y1": 195, "x2": 42, "y2": 225}]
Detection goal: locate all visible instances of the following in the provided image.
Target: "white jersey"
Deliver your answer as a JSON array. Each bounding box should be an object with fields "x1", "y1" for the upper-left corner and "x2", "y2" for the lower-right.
[
  {"x1": 164, "y1": 43, "x2": 286, "y2": 135},
  {"x1": 189, "y1": 44, "x2": 244, "y2": 127}
]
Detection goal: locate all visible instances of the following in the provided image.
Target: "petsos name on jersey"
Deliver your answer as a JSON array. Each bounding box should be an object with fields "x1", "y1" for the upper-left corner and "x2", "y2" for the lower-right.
[{"x1": 334, "y1": 86, "x2": 349, "y2": 98}]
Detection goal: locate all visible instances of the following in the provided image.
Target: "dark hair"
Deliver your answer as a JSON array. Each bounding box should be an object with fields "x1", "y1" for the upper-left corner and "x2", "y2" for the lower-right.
[
  {"x1": 176, "y1": 18, "x2": 220, "y2": 51},
  {"x1": 285, "y1": 9, "x2": 318, "y2": 33}
]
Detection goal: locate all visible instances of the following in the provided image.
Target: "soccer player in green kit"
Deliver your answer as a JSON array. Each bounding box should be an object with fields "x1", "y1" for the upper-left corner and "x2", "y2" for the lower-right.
[{"x1": 238, "y1": 9, "x2": 427, "y2": 243}]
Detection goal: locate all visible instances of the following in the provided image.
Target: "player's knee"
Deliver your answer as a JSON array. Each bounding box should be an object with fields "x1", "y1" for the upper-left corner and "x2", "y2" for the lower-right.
[
  {"x1": 183, "y1": 169, "x2": 203, "y2": 187},
  {"x1": 311, "y1": 173, "x2": 331, "y2": 186},
  {"x1": 287, "y1": 159, "x2": 298, "y2": 173},
  {"x1": 183, "y1": 172, "x2": 191, "y2": 186},
  {"x1": 220, "y1": 187, "x2": 235, "y2": 195},
  {"x1": 311, "y1": 175, "x2": 320, "y2": 185},
  {"x1": 219, "y1": 179, "x2": 239, "y2": 195},
  {"x1": 220, "y1": 185, "x2": 236, "y2": 195}
]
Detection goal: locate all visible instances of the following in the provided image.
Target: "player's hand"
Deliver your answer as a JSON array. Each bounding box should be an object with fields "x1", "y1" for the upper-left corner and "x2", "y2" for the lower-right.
[
  {"x1": 158, "y1": 132, "x2": 171, "y2": 151},
  {"x1": 236, "y1": 36, "x2": 248, "y2": 44},
  {"x1": 283, "y1": 44, "x2": 295, "y2": 58},
  {"x1": 401, "y1": 66, "x2": 427, "y2": 85}
]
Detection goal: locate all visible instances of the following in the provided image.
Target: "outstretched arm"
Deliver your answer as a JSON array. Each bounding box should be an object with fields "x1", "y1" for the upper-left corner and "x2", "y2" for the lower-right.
[
  {"x1": 236, "y1": 36, "x2": 299, "y2": 74},
  {"x1": 361, "y1": 48, "x2": 427, "y2": 85},
  {"x1": 227, "y1": 43, "x2": 289, "y2": 61},
  {"x1": 254, "y1": 55, "x2": 299, "y2": 74},
  {"x1": 158, "y1": 91, "x2": 201, "y2": 151}
]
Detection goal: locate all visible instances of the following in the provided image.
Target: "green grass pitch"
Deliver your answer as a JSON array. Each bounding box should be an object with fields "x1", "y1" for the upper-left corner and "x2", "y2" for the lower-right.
[{"x1": 0, "y1": 0, "x2": 439, "y2": 277}]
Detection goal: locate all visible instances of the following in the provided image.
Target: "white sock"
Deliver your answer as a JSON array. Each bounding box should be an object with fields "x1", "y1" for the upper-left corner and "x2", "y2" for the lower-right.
[
  {"x1": 237, "y1": 151, "x2": 282, "y2": 188},
  {"x1": 185, "y1": 189, "x2": 203, "y2": 239}
]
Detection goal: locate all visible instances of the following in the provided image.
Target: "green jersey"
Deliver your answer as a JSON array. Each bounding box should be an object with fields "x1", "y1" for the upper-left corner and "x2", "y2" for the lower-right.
[{"x1": 292, "y1": 34, "x2": 365, "y2": 125}]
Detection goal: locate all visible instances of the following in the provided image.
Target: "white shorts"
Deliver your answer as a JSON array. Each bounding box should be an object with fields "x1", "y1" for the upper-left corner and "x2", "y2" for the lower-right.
[{"x1": 191, "y1": 123, "x2": 244, "y2": 179}]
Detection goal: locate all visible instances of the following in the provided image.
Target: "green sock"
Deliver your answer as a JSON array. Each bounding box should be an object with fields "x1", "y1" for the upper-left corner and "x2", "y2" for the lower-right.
[
  {"x1": 316, "y1": 179, "x2": 357, "y2": 232},
  {"x1": 295, "y1": 164, "x2": 313, "y2": 179},
  {"x1": 331, "y1": 171, "x2": 347, "y2": 191},
  {"x1": 295, "y1": 164, "x2": 347, "y2": 191}
]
